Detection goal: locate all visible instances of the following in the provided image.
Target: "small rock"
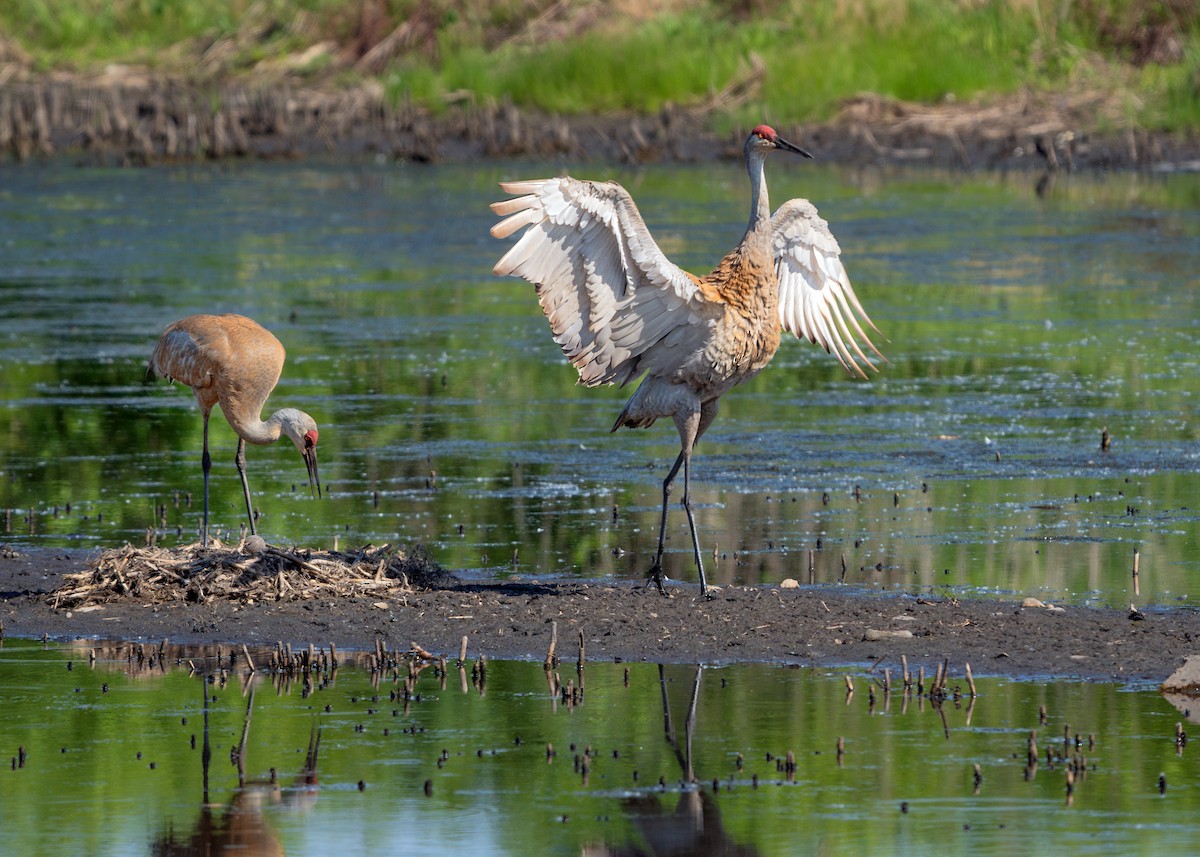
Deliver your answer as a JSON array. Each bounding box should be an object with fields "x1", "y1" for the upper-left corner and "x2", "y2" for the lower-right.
[
  {"x1": 863, "y1": 629, "x2": 914, "y2": 641},
  {"x1": 1162, "y1": 654, "x2": 1200, "y2": 694},
  {"x1": 1020, "y1": 597, "x2": 1064, "y2": 613},
  {"x1": 780, "y1": 578, "x2": 799, "y2": 589}
]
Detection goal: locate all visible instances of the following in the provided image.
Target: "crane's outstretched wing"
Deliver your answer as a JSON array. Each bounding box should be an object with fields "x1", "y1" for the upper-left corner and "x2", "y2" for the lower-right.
[
  {"x1": 771, "y1": 198, "x2": 883, "y2": 378},
  {"x1": 491, "y1": 177, "x2": 711, "y2": 387}
]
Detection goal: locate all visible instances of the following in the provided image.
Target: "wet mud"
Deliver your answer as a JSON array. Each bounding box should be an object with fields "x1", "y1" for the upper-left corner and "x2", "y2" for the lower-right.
[{"x1": 3, "y1": 548, "x2": 1199, "y2": 683}]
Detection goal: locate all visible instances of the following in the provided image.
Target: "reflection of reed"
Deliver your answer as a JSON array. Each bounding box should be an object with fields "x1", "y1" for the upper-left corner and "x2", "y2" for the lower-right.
[
  {"x1": 584, "y1": 666, "x2": 758, "y2": 857},
  {"x1": 64, "y1": 638, "x2": 419, "y2": 682},
  {"x1": 151, "y1": 677, "x2": 321, "y2": 857}
]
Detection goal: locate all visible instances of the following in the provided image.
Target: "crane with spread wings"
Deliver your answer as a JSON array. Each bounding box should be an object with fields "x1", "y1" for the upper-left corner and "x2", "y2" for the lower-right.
[{"x1": 491, "y1": 125, "x2": 881, "y2": 598}]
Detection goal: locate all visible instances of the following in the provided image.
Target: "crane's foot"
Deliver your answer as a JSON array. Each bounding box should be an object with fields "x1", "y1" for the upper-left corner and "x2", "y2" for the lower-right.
[
  {"x1": 700, "y1": 585, "x2": 717, "y2": 601},
  {"x1": 645, "y1": 565, "x2": 670, "y2": 597}
]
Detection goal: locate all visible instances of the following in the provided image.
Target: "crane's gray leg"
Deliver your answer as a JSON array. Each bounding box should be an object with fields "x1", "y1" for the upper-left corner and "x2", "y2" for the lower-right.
[
  {"x1": 679, "y1": 452, "x2": 709, "y2": 596},
  {"x1": 201, "y1": 412, "x2": 212, "y2": 548},
  {"x1": 680, "y1": 401, "x2": 719, "y2": 599},
  {"x1": 648, "y1": 402, "x2": 719, "y2": 599},
  {"x1": 235, "y1": 438, "x2": 257, "y2": 536},
  {"x1": 648, "y1": 449, "x2": 687, "y2": 595}
]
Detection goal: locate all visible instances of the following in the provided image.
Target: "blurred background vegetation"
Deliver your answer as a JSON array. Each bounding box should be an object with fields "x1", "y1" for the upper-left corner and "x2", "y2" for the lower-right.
[{"x1": 0, "y1": 0, "x2": 1197, "y2": 134}]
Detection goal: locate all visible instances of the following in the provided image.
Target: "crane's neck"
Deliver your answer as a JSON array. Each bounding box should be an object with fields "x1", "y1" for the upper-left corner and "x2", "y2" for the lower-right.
[
  {"x1": 743, "y1": 147, "x2": 773, "y2": 253},
  {"x1": 229, "y1": 409, "x2": 294, "y2": 447}
]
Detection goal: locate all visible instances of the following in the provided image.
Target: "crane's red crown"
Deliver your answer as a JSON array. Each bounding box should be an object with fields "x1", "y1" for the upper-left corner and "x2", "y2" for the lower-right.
[
  {"x1": 305, "y1": 429, "x2": 318, "y2": 448},
  {"x1": 751, "y1": 124, "x2": 778, "y2": 141}
]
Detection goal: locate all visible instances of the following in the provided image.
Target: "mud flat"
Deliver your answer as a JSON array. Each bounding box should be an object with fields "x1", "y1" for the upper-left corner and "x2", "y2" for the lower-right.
[{"x1": 2, "y1": 547, "x2": 1198, "y2": 682}]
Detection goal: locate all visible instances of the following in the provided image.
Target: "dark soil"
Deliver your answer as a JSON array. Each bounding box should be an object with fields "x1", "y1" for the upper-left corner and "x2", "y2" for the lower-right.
[
  {"x1": 4, "y1": 547, "x2": 1199, "y2": 684},
  {"x1": 3, "y1": 74, "x2": 1199, "y2": 170}
]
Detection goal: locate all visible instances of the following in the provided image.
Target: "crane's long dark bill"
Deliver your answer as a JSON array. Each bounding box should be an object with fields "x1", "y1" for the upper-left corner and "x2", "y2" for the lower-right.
[
  {"x1": 777, "y1": 137, "x2": 814, "y2": 159},
  {"x1": 304, "y1": 449, "x2": 322, "y2": 499}
]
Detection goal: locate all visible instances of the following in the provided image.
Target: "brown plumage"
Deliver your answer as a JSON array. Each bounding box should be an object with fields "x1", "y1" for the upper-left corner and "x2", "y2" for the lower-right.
[
  {"x1": 491, "y1": 124, "x2": 882, "y2": 597},
  {"x1": 150, "y1": 313, "x2": 321, "y2": 546}
]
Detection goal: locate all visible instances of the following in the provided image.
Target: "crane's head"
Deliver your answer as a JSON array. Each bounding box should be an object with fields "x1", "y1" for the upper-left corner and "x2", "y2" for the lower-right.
[
  {"x1": 747, "y1": 124, "x2": 813, "y2": 160},
  {"x1": 278, "y1": 409, "x2": 322, "y2": 499}
]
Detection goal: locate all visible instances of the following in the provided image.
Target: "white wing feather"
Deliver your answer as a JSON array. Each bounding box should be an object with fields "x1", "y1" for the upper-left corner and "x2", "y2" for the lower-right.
[
  {"x1": 771, "y1": 198, "x2": 883, "y2": 378},
  {"x1": 492, "y1": 177, "x2": 710, "y2": 388}
]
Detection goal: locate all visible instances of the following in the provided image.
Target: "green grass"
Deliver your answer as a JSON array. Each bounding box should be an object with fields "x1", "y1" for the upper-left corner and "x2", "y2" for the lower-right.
[
  {"x1": 1, "y1": 0, "x2": 1198, "y2": 133},
  {"x1": 379, "y1": 2, "x2": 1047, "y2": 120}
]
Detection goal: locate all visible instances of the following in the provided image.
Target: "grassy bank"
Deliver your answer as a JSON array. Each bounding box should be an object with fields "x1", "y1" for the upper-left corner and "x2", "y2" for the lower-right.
[{"x1": 1, "y1": 0, "x2": 1197, "y2": 134}]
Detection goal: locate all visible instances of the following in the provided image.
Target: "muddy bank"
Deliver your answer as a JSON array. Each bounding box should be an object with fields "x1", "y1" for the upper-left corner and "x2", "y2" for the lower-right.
[
  {"x1": 3, "y1": 548, "x2": 1199, "y2": 683},
  {"x1": 2, "y1": 74, "x2": 1199, "y2": 170}
]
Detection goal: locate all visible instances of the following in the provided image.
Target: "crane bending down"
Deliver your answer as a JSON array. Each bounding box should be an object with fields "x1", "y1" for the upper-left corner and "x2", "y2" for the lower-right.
[
  {"x1": 150, "y1": 314, "x2": 321, "y2": 547},
  {"x1": 491, "y1": 124, "x2": 882, "y2": 597}
]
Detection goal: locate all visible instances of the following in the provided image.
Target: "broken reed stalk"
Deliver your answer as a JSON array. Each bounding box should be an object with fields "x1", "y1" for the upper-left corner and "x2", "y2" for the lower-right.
[
  {"x1": 577, "y1": 630, "x2": 585, "y2": 673},
  {"x1": 241, "y1": 644, "x2": 256, "y2": 674},
  {"x1": 930, "y1": 659, "x2": 948, "y2": 697},
  {"x1": 901, "y1": 654, "x2": 910, "y2": 688},
  {"x1": 844, "y1": 674, "x2": 854, "y2": 693},
  {"x1": 1133, "y1": 548, "x2": 1140, "y2": 596},
  {"x1": 545, "y1": 620, "x2": 558, "y2": 670},
  {"x1": 965, "y1": 662, "x2": 976, "y2": 697},
  {"x1": 458, "y1": 635, "x2": 468, "y2": 667}
]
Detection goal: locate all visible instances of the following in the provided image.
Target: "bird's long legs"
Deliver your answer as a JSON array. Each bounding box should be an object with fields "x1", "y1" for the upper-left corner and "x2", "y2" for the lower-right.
[
  {"x1": 648, "y1": 400, "x2": 719, "y2": 598},
  {"x1": 235, "y1": 438, "x2": 257, "y2": 536},
  {"x1": 201, "y1": 412, "x2": 212, "y2": 548},
  {"x1": 648, "y1": 448, "x2": 688, "y2": 595},
  {"x1": 680, "y1": 454, "x2": 708, "y2": 592}
]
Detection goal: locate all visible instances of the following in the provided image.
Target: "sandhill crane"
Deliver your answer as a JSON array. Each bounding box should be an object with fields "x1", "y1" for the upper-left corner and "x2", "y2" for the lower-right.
[
  {"x1": 491, "y1": 124, "x2": 881, "y2": 597},
  {"x1": 150, "y1": 313, "x2": 321, "y2": 546}
]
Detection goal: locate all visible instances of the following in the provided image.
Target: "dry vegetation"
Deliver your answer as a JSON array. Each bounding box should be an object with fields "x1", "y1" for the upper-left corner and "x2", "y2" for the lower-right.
[
  {"x1": 48, "y1": 540, "x2": 454, "y2": 609},
  {"x1": 0, "y1": 2, "x2": 1197, "y2": 165}
]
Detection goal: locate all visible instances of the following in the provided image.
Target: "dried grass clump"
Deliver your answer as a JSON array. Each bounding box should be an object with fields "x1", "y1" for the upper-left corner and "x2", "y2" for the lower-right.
[
  {"x1": 832, "y1": 86, "x2": 1123, "y2": 166},
  {"x1": 48, "y1": 540, "x2": 452, "y2": 609}
]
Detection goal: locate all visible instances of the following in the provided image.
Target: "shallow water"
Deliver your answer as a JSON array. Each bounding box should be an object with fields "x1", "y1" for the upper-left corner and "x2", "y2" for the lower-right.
[
  {"x1": 0, "y1": 638, "x2": 1195, "y2": 856},
  {"x1": 1, "y1": 160, "x2": 1199, "y2": 607}
]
